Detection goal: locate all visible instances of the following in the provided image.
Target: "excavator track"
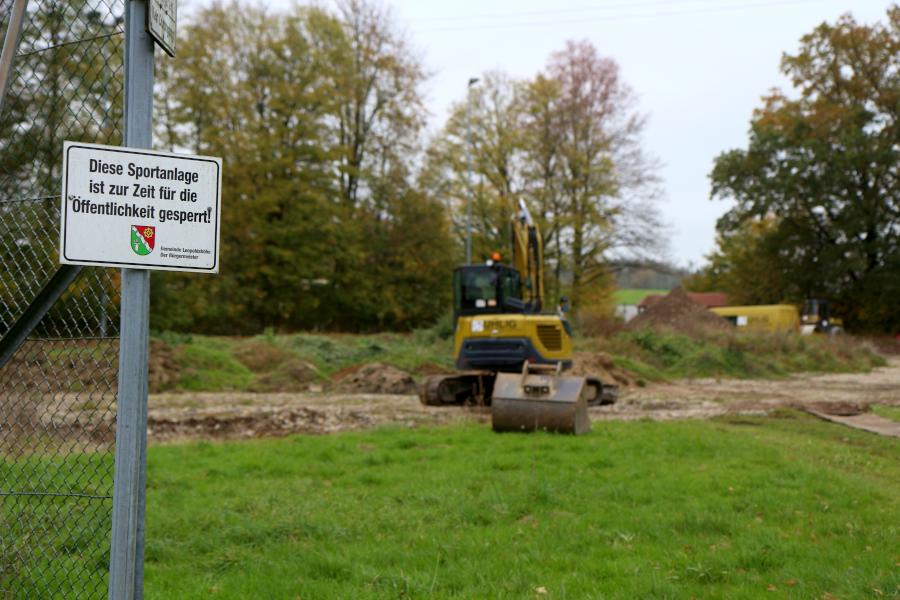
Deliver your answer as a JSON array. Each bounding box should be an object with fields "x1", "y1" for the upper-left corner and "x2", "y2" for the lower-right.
[
  {"x1": 421, "y1": 364, "x2": 619, "y2": 435},
  {"x1": 419, "y1": 372, "x2": 495, "y2": 406},
  {"x1": 585, "y1": 377, "x2": 619, "y2": 406}
]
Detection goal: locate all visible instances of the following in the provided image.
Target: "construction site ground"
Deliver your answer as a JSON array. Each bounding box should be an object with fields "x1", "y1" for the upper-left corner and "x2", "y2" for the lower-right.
[{"x1": 145, "y1": 356, "x2": 900, "y2": 443}]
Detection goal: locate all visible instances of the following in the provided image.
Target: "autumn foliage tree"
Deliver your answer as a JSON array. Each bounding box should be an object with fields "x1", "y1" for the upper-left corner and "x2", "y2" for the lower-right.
[
  {"x1": 543, "y1": 41, "x2": 662, "y2": 313},
  {"x1": 420, "y1": 72, "x2": 526, "y2": 263},
  {"x1": 684, "y1": 218, "x2": 792, "y2": 306},
  {"x1": 705, "y1": 7, "x2": 899, "y2": 331},
  {"x1": 0, "y1": 2, "x2": 123, "y2": 330}
]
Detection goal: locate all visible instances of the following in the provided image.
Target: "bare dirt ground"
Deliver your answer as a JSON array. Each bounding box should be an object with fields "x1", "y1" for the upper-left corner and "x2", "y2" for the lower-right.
[
  {"x1": 593, "y1": 356, "x2": 900, "y2": 422},
  {"x1": 146, "y1": 392, "x2": 476, "y2": 442},
  {"x1": 144, "y1": 357, "x2": 900, "y2": 442}
]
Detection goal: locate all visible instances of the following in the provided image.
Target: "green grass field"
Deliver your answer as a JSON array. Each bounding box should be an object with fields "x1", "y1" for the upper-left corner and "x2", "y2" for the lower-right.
[
  {"x1": 143, "y1": 414, "x2": 899, "y2": 599},
  {"x1": 613, "y1": 288, "x2": 669, "y2": 305}
]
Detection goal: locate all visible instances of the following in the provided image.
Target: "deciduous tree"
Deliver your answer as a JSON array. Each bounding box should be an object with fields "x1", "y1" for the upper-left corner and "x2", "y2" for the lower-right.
[
  {"x1": 420, "y1": 72, "x2": 525, "y2": 263},
  {"x1": 708, "y1": 7, "x2": 899, "y2": 331},
  {"x1": 544, "y1": 41, "x2": 662, "y2": 313}
]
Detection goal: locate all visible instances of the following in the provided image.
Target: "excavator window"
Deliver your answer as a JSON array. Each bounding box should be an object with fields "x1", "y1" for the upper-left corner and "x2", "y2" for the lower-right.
[
  {"x1": 802, "y1": 299, "x2": 829, "y2": 324},
  {"x1": 453, "y1": 265, "x2": 523, "y2": 317},
  {"x1": 500, "y1": 269, "x2": 521, "y2": 302}
]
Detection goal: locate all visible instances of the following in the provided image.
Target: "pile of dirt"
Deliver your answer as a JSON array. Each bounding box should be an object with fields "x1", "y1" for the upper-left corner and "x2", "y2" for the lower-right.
[
  {"x1": 234, "y1": 342, "x2": 292, "y2": 372},
  {"x1": 626, "y1": 287, "x2": 731, "y2": 336},
  {"x1": 804, "y1": 401, "x2": 866, "y2": 416},
  {"x1": 332, "y1": 362, "x2": 416, "y2": 394},
  {"x1": 414, "y1": 363, "x2": 453, "y2": 376},
  {"x1": 866, "y1": 335, "x2": 900, "y2": 356},
  {"x1": 570, "y1": 352, "x2": 635, "y2": 387},
  {"x1": 250, "y1": 359, "x2": 320, "y2": 392},
  {"x1": 148, "y1": 339, "x2": 181, "y2": 393},
  {"x1": 1, "y1": 339, "x2": 119, "y2": 392}
]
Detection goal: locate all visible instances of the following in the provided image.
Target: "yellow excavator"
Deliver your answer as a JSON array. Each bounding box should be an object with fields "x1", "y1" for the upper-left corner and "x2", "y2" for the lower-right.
[
  {"x1": 419, "y1": 200, "x2": 616, "y2": 434},
  {"x1": 800, "y1": 299, "x2": 843, "y2": 335}
]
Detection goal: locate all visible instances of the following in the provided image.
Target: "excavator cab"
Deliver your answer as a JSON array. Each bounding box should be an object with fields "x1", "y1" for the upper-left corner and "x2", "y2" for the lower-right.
[
  {"x1": 453, "y1": 264, "x2": 528, "y2": 318},
  {"x1": 452, "y1": 261, "x2": 570, "y2": 373},
  {"x1": 801, "y1": 299, "x2": 829, "y2": 325},
  {"x1": 801, "y1": 299, "x2": 843, "y2": 335}
]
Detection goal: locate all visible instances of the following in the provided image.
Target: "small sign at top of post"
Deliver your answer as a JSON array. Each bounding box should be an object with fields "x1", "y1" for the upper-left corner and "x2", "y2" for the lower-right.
[{"x1": 147, "y1": 0, "x2": 176, "y2": 57}]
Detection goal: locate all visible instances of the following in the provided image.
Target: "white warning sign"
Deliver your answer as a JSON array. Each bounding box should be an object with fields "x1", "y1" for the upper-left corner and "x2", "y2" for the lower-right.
[{"x1": 60, "y1": 141, "x2": 222, "y2": 273}]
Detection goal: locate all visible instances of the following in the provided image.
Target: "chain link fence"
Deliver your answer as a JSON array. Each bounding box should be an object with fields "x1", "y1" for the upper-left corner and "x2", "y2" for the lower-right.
[{"x1": 0, "y1": 0, "x2": 124, "y2": 596}]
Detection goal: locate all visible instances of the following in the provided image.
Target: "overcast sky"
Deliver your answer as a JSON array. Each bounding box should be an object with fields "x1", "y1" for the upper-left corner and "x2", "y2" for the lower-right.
[{"x1": 190, "y1": 0, "x2": 892, "y2": 267}]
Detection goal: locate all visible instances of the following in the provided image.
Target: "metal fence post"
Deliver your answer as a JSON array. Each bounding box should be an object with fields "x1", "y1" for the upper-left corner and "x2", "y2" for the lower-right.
[
  {"x1": 0, "y1": 0, "x2": 28, "y2": 113},
  {"x1": 109, "y1": 1, "x2": 154, "y2": 598}
]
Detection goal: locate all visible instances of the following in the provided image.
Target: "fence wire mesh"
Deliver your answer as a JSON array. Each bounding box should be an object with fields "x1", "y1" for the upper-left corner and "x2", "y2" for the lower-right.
[{"x1": 0, "y1": 0, "x2": 124, "y2": 597}]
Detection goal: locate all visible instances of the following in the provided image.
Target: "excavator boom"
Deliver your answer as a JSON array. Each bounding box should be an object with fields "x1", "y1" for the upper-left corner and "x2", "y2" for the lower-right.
[{"x1": 510, "y1": 199, "x2": 544, "y2": 312}]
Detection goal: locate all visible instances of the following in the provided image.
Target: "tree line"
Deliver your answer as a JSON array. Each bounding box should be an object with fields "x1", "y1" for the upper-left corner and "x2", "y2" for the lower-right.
[
  {"x1": 420, "y1": 45, "x2": 663, "y2": 315},
  {"x1": 4, "y1": 1, "x2": 892, "y2": 335},
  {"x1": 148, "y1": 0, "x2": 662, "y2": 333}
]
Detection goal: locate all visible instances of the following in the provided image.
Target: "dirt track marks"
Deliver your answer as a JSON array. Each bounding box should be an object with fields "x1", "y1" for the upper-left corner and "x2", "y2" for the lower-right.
[
  {"x1": 145, "y1": 358, "x2": 899, "y2": 441},
  {"x1": 594, "y1": 356, "x2": 900, "y2": 421}
]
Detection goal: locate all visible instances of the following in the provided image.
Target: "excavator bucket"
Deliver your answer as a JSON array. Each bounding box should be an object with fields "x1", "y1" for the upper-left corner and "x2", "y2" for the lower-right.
[{"x1": 491, "y1": 363, "x2": 591, "y2": 434}]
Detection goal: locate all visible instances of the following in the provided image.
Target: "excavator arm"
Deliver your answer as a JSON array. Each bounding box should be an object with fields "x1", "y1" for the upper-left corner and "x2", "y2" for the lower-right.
[{"x1": 510, "y1": 199, "x2": 544, "y2": 313}]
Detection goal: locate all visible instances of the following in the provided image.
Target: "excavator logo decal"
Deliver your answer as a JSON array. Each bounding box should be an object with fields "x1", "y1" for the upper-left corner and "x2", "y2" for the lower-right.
[{"x1": 484, "y1": 320, "x2": 518, "y2": 329}]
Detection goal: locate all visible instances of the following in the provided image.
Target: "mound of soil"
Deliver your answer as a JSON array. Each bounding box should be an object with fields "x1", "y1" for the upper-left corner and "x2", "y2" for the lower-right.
[
  {"x1": 570, "y1": 352, "x2": 635, "y2": 387},
  {"x1": 414, "y1": 363, "x2": 453, "y2": 376},
  {"x1": 148, "y1": 339, "x2": 181, "y2": 393},
  {"x1": 1, "y1": 339, "x2": 120, "y2": 393},
  {"x1": 332, "y1": 362, "x2": 416, "y2": 394},
  {"x1": 250, "y1": 359, "x2": 320, "y2": 392},
  {"x1": 865, "y1": 335, "x2": 900, "y2": 356},
  {"x1": 234, "y1": 342, "x2": 292, "y2": 373},
  {"x1": 626, "y1": 287, "x2": 731, "y2": 336},
  {"x1": 805, "y1": 401, "x2": 867, "y2": 416}
]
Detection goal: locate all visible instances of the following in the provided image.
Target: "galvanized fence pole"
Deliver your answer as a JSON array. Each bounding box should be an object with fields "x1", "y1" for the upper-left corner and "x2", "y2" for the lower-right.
[
  {"x1": 0, "y1": 0, "x2": 28, "y2": 113},
  {"x1": 109, "y1": 1, "x2": 154, "y2": 598}
]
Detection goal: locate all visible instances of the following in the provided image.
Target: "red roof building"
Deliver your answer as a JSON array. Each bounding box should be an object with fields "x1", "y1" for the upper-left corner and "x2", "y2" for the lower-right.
[{"x1": 638, "y1": 291, "x2": 729, "y2": 311}]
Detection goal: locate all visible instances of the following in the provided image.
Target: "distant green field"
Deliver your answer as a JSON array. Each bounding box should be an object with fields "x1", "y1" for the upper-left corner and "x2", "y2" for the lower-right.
[
  {"x1": 141, "y1": 414, "x2": 899, "y2": 599},
  {"x1": 613, "y1": 288, "x2": 668, "y2": 304}
]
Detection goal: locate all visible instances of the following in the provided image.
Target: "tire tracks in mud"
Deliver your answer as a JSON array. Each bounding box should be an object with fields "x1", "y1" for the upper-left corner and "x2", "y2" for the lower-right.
[{"x1": 141, "y1": 358, "x2": 899, "y2": 442}]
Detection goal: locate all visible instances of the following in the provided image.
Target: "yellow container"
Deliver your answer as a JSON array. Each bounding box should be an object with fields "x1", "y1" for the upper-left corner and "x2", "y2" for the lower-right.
[{"x1": 710, "y1": 305, "x2": 800, "y2": 333}]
